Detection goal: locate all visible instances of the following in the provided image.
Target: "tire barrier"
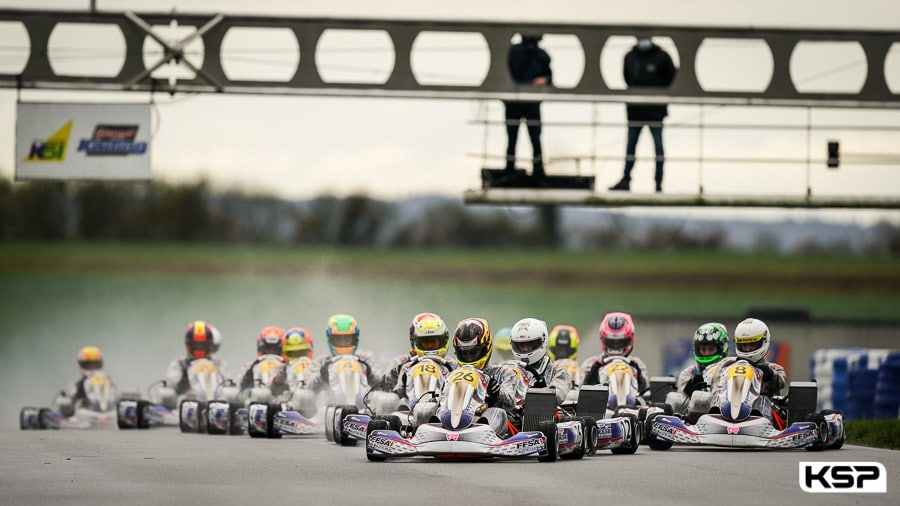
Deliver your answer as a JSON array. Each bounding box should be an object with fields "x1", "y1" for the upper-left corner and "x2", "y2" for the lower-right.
[{"x1": 811, "y1": 348, "x2": 900, "y2": 420}]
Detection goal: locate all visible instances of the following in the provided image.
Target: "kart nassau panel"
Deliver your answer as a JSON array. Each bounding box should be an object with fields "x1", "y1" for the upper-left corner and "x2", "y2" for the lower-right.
[
  {"x1": 268, "y1": 408, "x2": 320, "y2": 435},
  {"x1": 595, "y1": 415, "x2": 636, "y2": 450},
  {"x1": 650, "y1": 414, "x2": 821, "y2": 449},
  {"x1": 366, "y1": 424, "x2": 549, "y2": 459},
  {"x1": 343, "y1": 413, "x2": 373, "y2": 440}
]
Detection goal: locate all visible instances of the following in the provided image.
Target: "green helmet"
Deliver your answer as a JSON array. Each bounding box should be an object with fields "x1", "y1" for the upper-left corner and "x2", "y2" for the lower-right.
[{"x1": 692, "y1": 322, "x2": 728, "y2": 366}]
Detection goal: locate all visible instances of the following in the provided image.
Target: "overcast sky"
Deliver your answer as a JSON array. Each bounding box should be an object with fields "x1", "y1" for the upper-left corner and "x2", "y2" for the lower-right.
[{"x1": 1, "y1": 0, "x2": 899, "y2": 224}]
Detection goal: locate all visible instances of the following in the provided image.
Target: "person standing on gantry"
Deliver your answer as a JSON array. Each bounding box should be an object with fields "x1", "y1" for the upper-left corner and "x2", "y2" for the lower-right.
[
  {"x1": 504, "y1": 33, "x2": 552, "y2": 179},
  {"x1": 610, "y1": 35, "x2": 676, "y2": 193}
]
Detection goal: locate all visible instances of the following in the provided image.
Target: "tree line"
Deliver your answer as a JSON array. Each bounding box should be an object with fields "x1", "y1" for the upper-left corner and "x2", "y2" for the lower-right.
[{"x1": 0, "y1": 179, "x2": 897, "y2": 255}]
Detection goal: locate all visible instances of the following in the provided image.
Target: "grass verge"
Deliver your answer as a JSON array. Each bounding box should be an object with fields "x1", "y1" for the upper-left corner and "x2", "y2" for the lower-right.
[{"x1": 845, "y1": 419, "x2": 900, "y2": 450}]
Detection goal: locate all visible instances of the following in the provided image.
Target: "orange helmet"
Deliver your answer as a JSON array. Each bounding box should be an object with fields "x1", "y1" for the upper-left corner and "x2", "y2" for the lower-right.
[{"x1": 257, "y1": 326, "x2": 287, "y2": 358}]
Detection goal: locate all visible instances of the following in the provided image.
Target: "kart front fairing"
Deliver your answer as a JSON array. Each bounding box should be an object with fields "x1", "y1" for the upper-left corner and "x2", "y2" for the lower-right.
[
  {"x1": 650, "y1": 413, "x2": 820, "y2": 449},
  {"x1": 366, "y1": 423, "x2": 549, "y2": 459}
]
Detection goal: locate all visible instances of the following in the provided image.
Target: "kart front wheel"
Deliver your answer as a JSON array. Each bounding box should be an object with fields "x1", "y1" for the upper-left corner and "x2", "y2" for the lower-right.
[
  {"x1": 537, "y1": 421, "x2": 558, "y2": 463},
  {"x1": 579, "y1": 416, "x2": 598, "y2": 457},
  {"x1": 611, "y1": 414, "x2": 640, "y2": 455},
  {"x1": 804, "y1": 412, "x2": 828, "y2": 452},
  {"x1": 338, "y1": 406, "x2": 359, "y2": 447},
  {"x1": 646, "y1": 413, "x2": 673, "y2": 451},
  {"x1": 366, "y1": 419, "x2": 390, "y2": 462},
  {"x1": 821, "y1": 409, "x2": 845, "y2": 450}
]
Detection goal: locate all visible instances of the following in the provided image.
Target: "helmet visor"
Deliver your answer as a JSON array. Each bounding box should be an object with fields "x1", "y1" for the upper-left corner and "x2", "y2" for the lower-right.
[
  {"x1": 79, "y1": 359, "x2": 103, "y2": 371},
  {"x1": 415, "y1": 335, "x2": 443, "y2": 352},
  {"x1": 736, "y1": 338, "x2": 764, "y2": 354},
  {"x1": 456, "y1": 343, "x2": 487, "y2": 364},
  {"x1": 603, "y1": 336, "x2": 629, "y2": 354},
  {"x1": 258, "y1": 342, "x2": 282, "y2": 356},
  {"x1": 512, "y1": 338, "x2": 542, "y2": 355},
  {"x1": 330, "y1": 333, "x2": 358, "y2": 349},
  {"x1": 284, "y1": 346, "x2": 311, "y2": 360},
  {"x1": 550, "y1": 343, "x2": 573, "y2": 360}
]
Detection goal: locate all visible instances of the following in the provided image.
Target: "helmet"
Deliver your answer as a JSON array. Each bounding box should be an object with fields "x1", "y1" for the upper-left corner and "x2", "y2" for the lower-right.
[
  {"x1": 733, "y1": 318, "x2": 770, "y2": 364},
  {"x1": 494, "y1": 327, "x2": 513, "y2": 359},
  {"x1": 510, "y1": 317, "x2": 549, "y2": 365},
  {"x1": 410, "y1": 313, "x2": 450, "y2": 357},
  {"x1": 599, "y1": 312, "x2": 635, "y2": 357},
  {"x1": 185, "y1": 320, "x2": 216, "y2": 360},
  {"x1": 284, "y1": 327, "x2": 314, "y2": 360},
  {"x1": 257, "y1": 326, "x2": 286, "y2": 357},
  {"x1": 326, "y1": 314, "x2": 359, "y2": 356},
  {"x1": 77, "y1": 346, "x2": 103, "y2": 371},
  {"x1": 548, "y1": 324, "x2": 580, "y2": 361},
  {"x1": 693, "y1": 322, "x2": 729, "y2": 366},
  {"x1": 452, "y1": 318, "x2": 492, "y2": 370}
]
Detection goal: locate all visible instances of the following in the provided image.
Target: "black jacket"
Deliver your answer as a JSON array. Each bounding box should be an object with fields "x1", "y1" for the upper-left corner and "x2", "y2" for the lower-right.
[
  {"x1": 508, "y1": 41, "x2": 552, "y2": 86},
  {"x1": 624, "y1": 43, "x2": 676, "y2": 122}
]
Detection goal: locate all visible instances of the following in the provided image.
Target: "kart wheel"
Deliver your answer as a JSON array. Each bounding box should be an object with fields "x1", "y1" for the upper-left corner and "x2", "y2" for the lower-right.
[
  {"x1": 804, "y1": 412, "x2": 828, "y2": 452},
  {"x1": 228, "y1": 403, "x2": 244, "y2": 436},
  {"x1": 324, "y1": 405, "x2": 336, "y2": 441},
  {"x1": 579, "y1": 417, "x2": 598, "y2": 457},
  {"x1": 646, "y1": 413, "x2": 673, "y2": 451},
  {"x1": 611, "y1": 414, "x2": 640, "y2": 455},
  {"x1": 265, "y1": 403, "x2": 282, "y2": 439},
  {"x1": 537, "y1": 421, "x2": 558, "y2": 463},
  {"x1": 38, "y1": 408, "x2": 52, "y2": 430},
  {"x1": 20, "y1": 407, "x2": 38, "y2": 430},
  {"x1": 179, "y1": 400, "x2": 199, "y2": 433},
  {"x1": 115, "y1": 401, "x2": 132, "y2": 430},
  {"x1": 820, "y1": 409, "x2": 844, "y2": 450},
  {"x1": 207, "y1": 401, "x2": 228, "y2": 435},
  {"x1": 366, "y1": 419, "x2": 390, "y2": 462},
  {"x1": 384, "y1": 415, "x2": 403, "y2": 434},
  {"x1": 247, "y1": 403, "x2": 267, "y2": 438},
  {"x1": 136, "y1": 400, "x2": 150, "y2": 429},
  {"x1": 339, "y1": 406, "x2": 359, "y2": 447}
]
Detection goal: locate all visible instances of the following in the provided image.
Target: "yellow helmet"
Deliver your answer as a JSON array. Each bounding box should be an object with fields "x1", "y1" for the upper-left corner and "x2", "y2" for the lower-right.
[
  {"x1": 77, "y1": 346, "x2": 103, "y2": 371},
  {"x1": 452, "y1": 318, "x2": 492, "y2": 370},
  {"x1": 548, "y1": 324, "x2": 580, "y2": 361}
]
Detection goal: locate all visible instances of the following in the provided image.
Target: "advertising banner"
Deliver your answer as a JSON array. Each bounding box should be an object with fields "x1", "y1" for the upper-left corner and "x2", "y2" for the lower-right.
[{"x1": 15, "y1": 102, "x2": 151, "y2": 180}]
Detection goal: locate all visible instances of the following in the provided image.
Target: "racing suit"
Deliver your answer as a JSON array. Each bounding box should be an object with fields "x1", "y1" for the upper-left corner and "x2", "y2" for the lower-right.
[
  {"x1": 379, "y1": 352, "x2": 414, "y2": 392},
  {"x1": 312, "y1": 354, "x2": 380, "y2": 394},
  {"x1": 54, "y1": 371, "x2": 119, "y2": 416},
  {"x1": 515, "y1": 356, "x2": 571, "y2": 406},
  {"x1": 237, "y1": 354, "x2": 290, "y2": 399},
  {"x1": 581, "y1": 355, "x2": 650, "y2": 396},
  {"x1": 165, "y1": 356, "x2": 227, "y2": 396},
  {"x1": 477, "y1": 361, "x2": 528, "y2": 437},
  {"x1": 392, "y1": 355, "x2": 458, "y2": 401}
]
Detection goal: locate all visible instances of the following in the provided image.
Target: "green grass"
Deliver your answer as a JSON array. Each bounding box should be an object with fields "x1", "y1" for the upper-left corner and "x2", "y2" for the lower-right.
[
  {"x1": 1, "y1": 240, "x2": 898, "y2": 322},
  {"x1": 845, "y1": 419, "x2": 900, "y2": 450}
]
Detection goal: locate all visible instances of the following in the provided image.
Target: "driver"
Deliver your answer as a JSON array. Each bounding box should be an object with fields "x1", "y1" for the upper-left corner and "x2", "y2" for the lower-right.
[
  {"x1": 677, "y1": 322, "x2": 732, "y2": 397},
  {"x1": 732, "y1": 317, "x2": 786, "y2": 397},
  {"x1": 54, "y1": 346, "x2": 119, "y2": 415},
  {"x1": 451, "y1": 317, "x2": 525, "y2": 437},
  {"x1": 238, "y1": 326, "x2": 289, "y2": 396},
  {"x1": 391, "y1": 313, "x2": 458, "y2": 401},
  {"x1": 165, "y1": 320, "x2": 225, "y2": 397},
  {"x1": 581, "y1": 312, "x2": 650, "y2": 396},
  {"x1": 312, "y1": 314, "x2": 380, "y2": 392},
  {"x1": 509, "y1": 317, "x2": 571, "y2": 405}
]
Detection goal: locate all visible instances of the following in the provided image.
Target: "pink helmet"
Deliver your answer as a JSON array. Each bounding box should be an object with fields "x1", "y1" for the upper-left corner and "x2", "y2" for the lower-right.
[{"x1": 599, "y1": 312, "x2": 635, "y2": 357}]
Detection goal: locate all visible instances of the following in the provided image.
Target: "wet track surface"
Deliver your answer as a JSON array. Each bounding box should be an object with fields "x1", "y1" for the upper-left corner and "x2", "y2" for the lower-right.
[{"x1": 1, "y1": 428, "x2": 897, "y2": 505}]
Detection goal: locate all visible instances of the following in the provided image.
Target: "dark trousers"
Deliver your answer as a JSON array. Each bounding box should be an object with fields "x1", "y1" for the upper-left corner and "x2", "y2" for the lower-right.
[
  {"x1": 623, "y1": 123, "x2": 665, "y2": 183},
  {"x1": 504, "y1": 101, "x2": 543, "y2": 172}
]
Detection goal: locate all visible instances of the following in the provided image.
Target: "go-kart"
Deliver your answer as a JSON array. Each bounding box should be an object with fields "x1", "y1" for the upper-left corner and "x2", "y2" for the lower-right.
[
  {"x1": 21, "y1": 371, "x2": 118, "y2": 430},
  {"x1": 248, "y1": 354, "x2": 370, "y2": 439},
  {"x1": 117, "y1": 357, "x2": 239, "y2": 433},
  {"x1": 647, "y1": 360, "x2": 845, "y2": 450},
  {"x1": 365, "y1": 365, "x2": 594, "y2": 462},
  {"x1": 337, "y1": 357, "x2": 449, "y2": 446}
]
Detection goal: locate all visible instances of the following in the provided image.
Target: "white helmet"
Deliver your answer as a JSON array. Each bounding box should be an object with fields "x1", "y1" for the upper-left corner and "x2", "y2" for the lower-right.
[
  {"x1": 510, "y1": 317, "x2": 548, "y2": 365},
  {"x1": 733, "y1": 318, "x2": 770, "y2": 364}
]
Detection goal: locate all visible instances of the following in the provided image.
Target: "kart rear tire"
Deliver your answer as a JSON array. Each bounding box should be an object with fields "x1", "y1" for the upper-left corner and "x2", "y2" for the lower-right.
[
  {"x1": 366, "y1": 419, "x2": 390, "y2": 462},
  {"x1": 136, "y1": 400, "x2": 150, "y2": 429},
  {"x1": 324, "y1": 405, "x2": 336, "y2": 441},
  {"x1": 207, "y1": 401, "x2": 228, "y2": 435},
  {"x1": 820, "y1": 409, "x2": 844, "y2": 450},
  {"x1": 646, "y1": 413, "x2": 673, "y2": 451},
  {"x1": 228, "y1": 403, "x2": 244, "y2": 436},
  {"x1": 38, "y1": 408, "x2": 52, "y2": 430},
  {"x1": 385, "y1": 415, "x2": 403, "y2": 434},
  {"x1": 537, "y1": 421, "x2": 558, "y2": 463},
  {"x1": 20, "y1": 407, "x2": 37, "y2": 430},
  {"x1": 265, "y1": 403, "x2": 282, "y2": 439},
  {"x1": 338, "y1": 406, "x2": 359, "y2": 447},
  {"x1": 578, "y1": 416, "x2": 598, "y2": 457},
  {"x1": 611, "y1": 414, "x2": 640, "y2": 455},
  {"x1": 804, "y1": 412, "x2": 828, "y2": 452},
  {"x1": 179, "y1": 400, "x2": 198, "y2": 433}
]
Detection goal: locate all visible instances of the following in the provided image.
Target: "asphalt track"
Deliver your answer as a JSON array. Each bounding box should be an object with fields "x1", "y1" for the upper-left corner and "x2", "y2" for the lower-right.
[{"x1": 1, "y1": 427, "x2": 897, "y2": 505}]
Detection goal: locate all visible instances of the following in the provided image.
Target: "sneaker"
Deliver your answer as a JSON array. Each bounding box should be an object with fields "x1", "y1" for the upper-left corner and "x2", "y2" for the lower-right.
[{"x1": 609, "y1": 179, "x2": 630, "y2": 191}]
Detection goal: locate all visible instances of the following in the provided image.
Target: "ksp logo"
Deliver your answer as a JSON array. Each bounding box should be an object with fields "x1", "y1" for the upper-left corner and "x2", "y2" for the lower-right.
[{"x1": 799, "y1": 462, "x2": 886, "y2": 493}]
